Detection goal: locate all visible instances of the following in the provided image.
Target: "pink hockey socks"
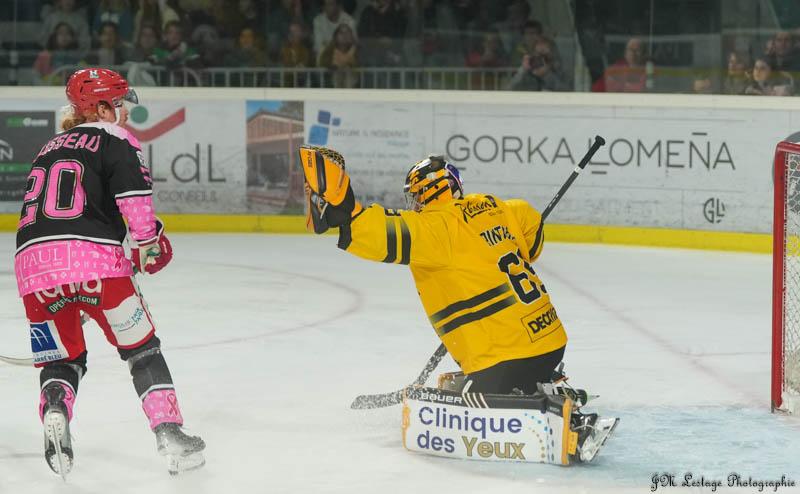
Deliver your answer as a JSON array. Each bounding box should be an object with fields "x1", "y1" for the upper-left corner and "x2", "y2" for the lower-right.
[{"x1": 141, "y1": 388, "x2": 184, "y2": 430}]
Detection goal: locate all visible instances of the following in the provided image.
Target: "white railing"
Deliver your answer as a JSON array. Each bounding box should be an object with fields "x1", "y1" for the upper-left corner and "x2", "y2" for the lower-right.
[{"x1": 50, "y1": 64, "x2": 521, "y2": 91}]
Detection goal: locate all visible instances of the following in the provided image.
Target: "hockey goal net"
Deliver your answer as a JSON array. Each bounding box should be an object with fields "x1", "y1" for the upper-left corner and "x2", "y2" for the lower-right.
[{"x1": 773, "y1": 141, "x2": 800, "y2": 413}]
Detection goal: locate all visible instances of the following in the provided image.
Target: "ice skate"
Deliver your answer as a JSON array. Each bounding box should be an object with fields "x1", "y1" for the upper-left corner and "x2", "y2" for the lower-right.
[
  {"x1": 41, "y1": 384, "x2": 74, "y2": 480},
  {"x1": 571, "y1": 412, "x2": 619, "y2": 463},
  {"x1": 154, "y1": 423, "x2": 206, "y2": 475}
]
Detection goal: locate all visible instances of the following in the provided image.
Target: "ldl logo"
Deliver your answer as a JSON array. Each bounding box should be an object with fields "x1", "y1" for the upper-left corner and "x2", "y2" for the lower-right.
[
  {"x1": 308, "y1": 110, "x2": 341, "y2": 145},
  {"x1": 124, "y1": 105, "x2": 186, "y2": 142},
  {"x1": 703, "y1": 197, "x2": 726, "y2": 223}
]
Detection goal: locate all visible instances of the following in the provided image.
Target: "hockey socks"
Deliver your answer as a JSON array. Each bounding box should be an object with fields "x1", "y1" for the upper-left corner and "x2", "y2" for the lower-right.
[{"x1": 120, "y1": 336, "x2": 205, "y2": 474}]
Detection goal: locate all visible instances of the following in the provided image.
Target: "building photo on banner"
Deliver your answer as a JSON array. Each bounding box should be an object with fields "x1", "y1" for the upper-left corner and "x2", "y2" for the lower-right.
[{"x1": 2, "y1": 83, "x2": 800, "y2": 494}]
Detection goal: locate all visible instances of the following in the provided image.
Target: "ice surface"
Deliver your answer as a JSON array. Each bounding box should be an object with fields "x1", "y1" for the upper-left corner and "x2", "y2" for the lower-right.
[{"x1": 1, "y1": 234, "x2": 799, "y2": 493}]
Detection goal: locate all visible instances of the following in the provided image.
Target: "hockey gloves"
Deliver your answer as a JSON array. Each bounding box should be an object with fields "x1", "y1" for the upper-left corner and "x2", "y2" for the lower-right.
[
  {"x1": 298, "y1": 145, "x2": 363, "y2": 233},
  {"x1": 132, "y1": 219, "x2": 173, "y2": 274}
]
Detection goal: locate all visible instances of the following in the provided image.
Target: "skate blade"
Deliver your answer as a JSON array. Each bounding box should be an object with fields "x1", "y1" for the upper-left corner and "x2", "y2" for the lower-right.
[
  {"x1": 167, "y1": 451, "x2": 205, "y2": 476},
  {"x1": 44, "y1": 411, "x2": 72, "y2": 480},
  {"x1": 579, "y1": 417, "x2": 619, "y2": 463}
]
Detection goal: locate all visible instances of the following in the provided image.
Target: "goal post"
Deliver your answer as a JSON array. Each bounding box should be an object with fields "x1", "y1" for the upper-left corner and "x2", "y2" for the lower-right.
[{"x1": 773, "y1": 141, "x2": 800, "y2": 413}]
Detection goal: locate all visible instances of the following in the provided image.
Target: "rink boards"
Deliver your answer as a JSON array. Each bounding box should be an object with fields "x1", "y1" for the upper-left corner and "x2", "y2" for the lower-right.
[{"x1": 0, "y1": 87, "x2": 794, "y2": 252}]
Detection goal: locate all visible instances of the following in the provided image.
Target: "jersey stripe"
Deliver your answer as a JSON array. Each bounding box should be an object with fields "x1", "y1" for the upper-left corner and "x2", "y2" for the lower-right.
[
  {"x1": 436, "y1": 295, "x2": 517, "y2": 336},
  {"x1": 382, "y1": 218, "x2": 397, "y2": 263},
  {"x1": 115, "y1": 189, "x2": 153, "y2": 199},
  {"x1": 399, "y1": 218, "x2": 411, "y2": 265},
  {"x1": 429, "y1": 283, "x2": 511, "y2": 324}
]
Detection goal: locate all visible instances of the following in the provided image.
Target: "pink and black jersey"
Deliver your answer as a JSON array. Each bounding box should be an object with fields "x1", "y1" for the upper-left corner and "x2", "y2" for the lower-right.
[{"x1": 14, "y1": 122, "x2": 157, "y2": 296}]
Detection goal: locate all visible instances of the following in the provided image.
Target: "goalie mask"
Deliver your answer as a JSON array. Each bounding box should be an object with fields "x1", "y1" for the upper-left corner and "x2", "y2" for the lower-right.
[{"x1": 403, "y1": 156, "x2": 463, "y2": 212}]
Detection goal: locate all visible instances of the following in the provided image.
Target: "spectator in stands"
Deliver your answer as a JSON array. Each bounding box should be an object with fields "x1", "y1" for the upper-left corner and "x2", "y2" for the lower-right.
[
  {"x1": 723, "y1": 50, "x2": 749, "y2": 95},
  {"x1": 450, "y1": 0, "x2": 480, "y2": 32},
  {"x1": 266, "y1": 0, "x2": 307, "y2": 62},
  {"x1": 34, "y1": 22, "x2": 84, "y2": 85},
  {"x1": 465, "y1": 30, "x2": 508, "y2": 68},
  {"x1": 238, "y1": 0, "x2": 261, "y2": 29},
  {"x1": 204, "y1": 0, "x2": 246, "y2": 38},
  {"x1": 318, "y1": 23, "x2": 359, "y2": 88},
  {"x1": 766, "y1": 31, "x2": 800, "y2": 74},
  {"x1": 131, "y1": 22, "x2": 160, "y2": 62},
  {"x1": 313, "y1": 0, "x2": 357, "y2": 57},
  {"x1": 509, "y1": 37, "x2": 567, "y2": 91},
  {"x1": 228, "y1": 27, "x2": 266, "y2": 67},
  {"x1": 134, "y1": 0, "x2": 181, "y2": 43},
  {"x1": 465, "y1": 30, "x2": 508, "y2": 89},
  {"x1": 281, "y1": 21, "x2": 312, "y2": 68},
  {"x1": 281, "y1": 21, "x2": 313, "y2": 86},
  {"x1": 192, "y1": 23, "x2": 226, "y2": 67},
  {"x1": 358, "y1": 0, "x2": 407, "y2": 66},
  {"x1": 744, "y1": 57, "x2": 794, "y2": 96},
  {"x1": 150, "y1": 20, "x2": 200, "y2": 69},
  {"x1": 511, "y1": 19, "x2": 543, "y2": 66},
  {"x1": 40, "y1": 0, "x2": 91, "y2": 55},
  {"x1": 691, "y1": 74, "x2": 715, "y2": 94},
  {"x1": 493, "y1": 0, "x2": 530, "y2": 54},
  {"x1": 87, "y1": 21, "x2": 130, "y2": 66},
  {"x1": 594, "y1": 37, "x2": 650, "y2": 93},
  {"x1": 404, "y1": 0, "x2": 459, "y2": 67},
  {"x1": 93, "y1": 0, "x2": 134, "y2": 42}
]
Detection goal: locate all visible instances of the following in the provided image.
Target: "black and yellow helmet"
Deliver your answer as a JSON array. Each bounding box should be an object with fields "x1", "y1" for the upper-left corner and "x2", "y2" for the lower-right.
[{"x1": 403, "y1": 155, "x2": 464, "y2": 211}]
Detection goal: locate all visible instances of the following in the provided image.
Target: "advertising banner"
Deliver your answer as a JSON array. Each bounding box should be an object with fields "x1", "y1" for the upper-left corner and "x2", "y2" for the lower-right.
[
  {"x1": 431, "y1": 103, "x2": 786, "y2": 233},
  {"x1": 0, "y1": 111, "x2": 57, "y2": 213},
  {"x1": 0, "y1": 96, "x2": 248, "y2": 215},
  {"x1": 0, "y1": 91, "x2": 794, "y2": 234},
  {"x1": 303, "y1": 100, "x2": 434, "y2": 208},
  {"x1": 123, "y1": 101, "x2": 246, "y2": 213},
  {"x1": 245, "y1": 100, "x2": 305, "y2": 214},
  {"x1": 305, "y1": 99, "x2": 794, "y2": 234}
]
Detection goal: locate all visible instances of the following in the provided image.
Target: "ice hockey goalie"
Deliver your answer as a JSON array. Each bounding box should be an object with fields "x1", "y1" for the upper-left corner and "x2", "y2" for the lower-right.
[{"x1": 298, "y1": 145, "x2": 618, "y2": 465}]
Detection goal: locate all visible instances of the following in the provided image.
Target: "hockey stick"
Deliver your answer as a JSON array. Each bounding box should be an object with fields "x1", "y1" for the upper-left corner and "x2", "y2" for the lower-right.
[
  {"x1": 0, "y1": 312, "x2": 92, "y2": 367},
  {"x1": 350, "y1": 343, "x2": 448, "y2": 409},
  {"x1": 350, "y1": 136, "x2": 607, "y2": 410}
]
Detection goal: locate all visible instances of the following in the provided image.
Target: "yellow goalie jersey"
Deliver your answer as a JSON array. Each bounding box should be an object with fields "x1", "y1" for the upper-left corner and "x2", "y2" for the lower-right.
[{"x1": 340, "y1": 193, "x2": 567, "y2": 374}]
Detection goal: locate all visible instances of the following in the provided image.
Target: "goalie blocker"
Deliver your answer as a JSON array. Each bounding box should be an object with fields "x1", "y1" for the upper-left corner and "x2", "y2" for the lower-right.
[{"x1": 402, "y1": 386, "x2": 617, "y2": 465}]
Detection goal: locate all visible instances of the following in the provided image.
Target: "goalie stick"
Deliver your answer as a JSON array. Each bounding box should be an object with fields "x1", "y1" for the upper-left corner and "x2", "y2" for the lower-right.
[{"x1": 350, "y1": 135, "x2": 606, "y2": 410}]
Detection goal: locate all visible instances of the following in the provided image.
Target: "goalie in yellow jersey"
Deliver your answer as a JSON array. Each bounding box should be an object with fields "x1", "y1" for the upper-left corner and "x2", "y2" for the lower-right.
[
  {"x1": 301, "y1": 145, "x2": 566, "y2": 394},
  {"x1": 300, "y1": 145, "x2": 618, "y2": 464}
]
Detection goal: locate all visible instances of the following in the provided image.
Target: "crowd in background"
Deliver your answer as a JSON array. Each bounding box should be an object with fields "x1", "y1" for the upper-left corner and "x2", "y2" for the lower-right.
[
  {"x1": 4, "y1": 0, "x2": 800, "y2": 95},
  {"x1": 9, "y1": 0, "x2": 569, "y2": 90}
]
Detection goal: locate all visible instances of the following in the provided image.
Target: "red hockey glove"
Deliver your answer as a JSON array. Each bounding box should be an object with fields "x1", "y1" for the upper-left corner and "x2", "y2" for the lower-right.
[{"x1": 132, "y1": 220, "x2": 173, "y2": 274}]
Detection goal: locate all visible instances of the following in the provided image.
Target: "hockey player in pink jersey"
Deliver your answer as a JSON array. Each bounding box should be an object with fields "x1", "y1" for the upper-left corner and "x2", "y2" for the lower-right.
[{"x1": 14, "y1": 68, "x2": 204, "y2": 477}]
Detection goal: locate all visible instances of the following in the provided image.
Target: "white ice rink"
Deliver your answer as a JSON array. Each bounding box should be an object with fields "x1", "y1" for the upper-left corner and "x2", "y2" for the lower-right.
[{"x1": 1, "y1": 233, "x2": 799, "y2": 494}]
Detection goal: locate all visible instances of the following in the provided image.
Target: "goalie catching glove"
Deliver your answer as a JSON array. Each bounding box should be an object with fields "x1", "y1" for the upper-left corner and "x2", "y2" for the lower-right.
[
  {"x1": 132, "y1": 219, "x2": 173, "y2": 274},
  {"x1": 298, "y1": 146, "x2": 363, "y2": 233}
]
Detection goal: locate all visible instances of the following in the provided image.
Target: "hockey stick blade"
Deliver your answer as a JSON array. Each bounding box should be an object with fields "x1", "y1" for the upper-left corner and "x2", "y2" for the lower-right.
[
  {"x1": 350, "y1": 390, "x2": 404, "y2": 410},
  {"x1": 0, "y1": 354, "x2": 34, "y2": 366},
  {"x1": 1, "y1": 313, "x2": 91, "y2": 367},
  {"x1": 350, "y1": 344, "x2": 448, "y2": 410}
]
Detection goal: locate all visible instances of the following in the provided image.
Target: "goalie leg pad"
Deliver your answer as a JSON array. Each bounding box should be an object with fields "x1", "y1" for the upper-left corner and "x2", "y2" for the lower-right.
[
  {"x1": 402, "y1": 386, "x2": 576, "y2": 465},
  {"x1": 402, "y1": 386, "x2": 618, "y2": 465}
]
